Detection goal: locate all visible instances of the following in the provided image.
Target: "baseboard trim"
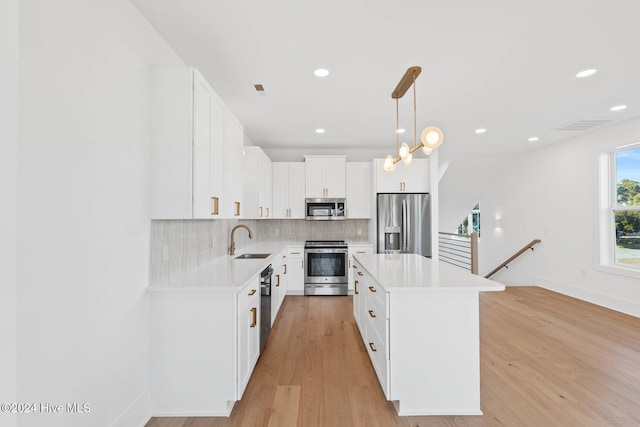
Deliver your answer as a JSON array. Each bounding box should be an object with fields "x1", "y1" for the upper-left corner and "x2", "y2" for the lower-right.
[
  {"x1": 111, "y1": 388, "x2": 152, "y2": 427},
  {"x1": 534, "y1": 275, "x2": 640, "y2": 318}
]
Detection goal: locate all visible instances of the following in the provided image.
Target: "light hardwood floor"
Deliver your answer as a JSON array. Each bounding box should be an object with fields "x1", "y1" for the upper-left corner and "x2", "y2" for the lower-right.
[{"x1": 146, "y1": 287, "x2": 640, "y2": 427}]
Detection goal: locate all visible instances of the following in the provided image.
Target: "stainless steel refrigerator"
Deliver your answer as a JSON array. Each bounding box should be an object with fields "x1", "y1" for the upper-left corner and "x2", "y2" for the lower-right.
[{"x1": 377, "y1": 193, "x2": 431, "y2": 257}]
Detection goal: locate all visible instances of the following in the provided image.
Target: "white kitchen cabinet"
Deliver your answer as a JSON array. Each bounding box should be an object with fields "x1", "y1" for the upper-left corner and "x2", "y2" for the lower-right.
[
  {"x1": 243, "y1": 147, "x2": 272, "y2": 219},
  {"x1": 272, "y1": 162, "x2": 306, "y2": 218},
  {"x1": 150, "y1": 67, "x2": 242, "y2": 219},
  {"x1": 285, "y1": 246, "x2": 304, "y2": 294},
  {"x1": 271, "y1": 253, "x2": 288, "y2": 325},
  {"x1": 374, "y1": 158, "x2": 429, "y2": 193},
  {"x1": 346, "y1": 162, "x2": 372, "y2": 218},
  {"x1": 304, "y1": 156, "x2": 346, "y2": 198},
  {"x1": 348, "y1": 243, "x2": 374, "y2": 292},
  {"x1": 237, "y1": 282, "x2": 260, "y2": 398},
  {"x1": 224, "y1": 112, "x2": 245, "y2": 217}
]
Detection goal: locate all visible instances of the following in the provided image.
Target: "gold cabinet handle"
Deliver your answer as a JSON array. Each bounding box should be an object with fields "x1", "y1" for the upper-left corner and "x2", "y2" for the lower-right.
[
  {"x1": 357, "y1": 251, "x2": 366, "y2": 253},
  {"x1": 354, "y1": 280, "x2": 359, "y2": 295},
  {"x1": 259, "y1": 206, "x2": 263, "y2": 217},
  {"x1": 211, "y1": 197, "x2": 219, "y2": 215},
  {"x1": 234, "y1": 201, "x2": 240, "y2": 216},
  {"x1": 283, "y1": 264, "x2": 287, "y2": 274},
  {"x1": 368, "y1": 310, "x2": 376, "y2": 318},
  {"x1": 276, "y1": 274, "x2": 280, "y2": 287},
  {"x1": 353, "y1": 265, "x2": 358, "y2": 269},
  {"x1": 291, "y1": 252, "x2": 300, "y2": 255},
  {"x1": 266, "y1": 207, "x2": 270, "y2": 217},
  {"x1": 250, "y1": 307, "x2": 257, "y2": 327},
  {"x1": 248, "y1": 289, "x2": 256, "y2": 296},
  {"x1": 357, "y1": 271, "x2": 363, "y2": 276},
  {"x1": 368, "y1": 286, "x2": 376, "y2": 293},
  {"x1": 349, "y1": 259, "x2": 351, "y2": 268},
  {"x1": 368, "y1": 342, "x2": 377, "y2": 352}
]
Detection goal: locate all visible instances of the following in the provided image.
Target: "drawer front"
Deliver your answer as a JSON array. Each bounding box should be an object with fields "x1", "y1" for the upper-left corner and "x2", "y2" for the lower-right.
[
  {"x1": 364, "y1": 295, "x2": 387, "y2": 355},
  {"x1": 238, "y1": 281, "x2": 260, "y2": 315},
  {"x1": 364, "y1": 278, "x2": 387, "y2": 314},
  {"x1": 286, "y1": 246, "x2": 304, "y2": 258},
  {"x1": 365, "y1": 316, "x2": 389, "y2": 398}
]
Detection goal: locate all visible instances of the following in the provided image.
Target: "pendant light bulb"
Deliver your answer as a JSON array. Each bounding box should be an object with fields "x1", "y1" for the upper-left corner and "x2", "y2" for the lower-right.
[
  {"x1": 421, "y1": 126, "x2": 444, "y2": 149},
  {"x1": 422, "y1": 145, "x2": 433, "y2": 156},
  {"x1": 382, "y1": 154, "x2": 396, "y2": 173},
  {"x1": 399, "y1": 142, "x2": 410, "y2": 160},
  {"x1": 402, "y1": 152, "x2": 413, "y2": 166}
]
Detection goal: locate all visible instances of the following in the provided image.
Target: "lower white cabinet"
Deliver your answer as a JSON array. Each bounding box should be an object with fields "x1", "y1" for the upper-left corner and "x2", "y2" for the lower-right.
[
  {"x1": 348, "y1": 243, "x2": 374, "y2": 292},
  {"x1": 237, "y1": 282, "x2": 260, "y2": 398},
  {"x1": 149, "y1": 277, "x2": 261, "y2": 416},
  {"x1": 352, "y1": 256, "x2": 486, "y2": 416},
  {"x1": 285, "y1": 246, "x2": 304, "y2": 294},
  {"x1": 272, "y1": 253, "x2": 288, "y2": 325}
]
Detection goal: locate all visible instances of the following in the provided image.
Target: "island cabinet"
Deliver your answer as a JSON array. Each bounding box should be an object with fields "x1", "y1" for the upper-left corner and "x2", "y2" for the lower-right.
[
  {"x1": 150, "y1": 67, "x2": 243, "y2": 219},
  {"x1": 352, "y1": 254, "x2": 504, "y2": 416},
  {"x1": 304, "y1": 155, "x2": 346, "y2": 198}
]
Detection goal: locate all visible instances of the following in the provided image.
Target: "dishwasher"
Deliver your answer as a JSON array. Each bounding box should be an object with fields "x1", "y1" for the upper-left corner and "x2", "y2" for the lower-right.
[{"x1": 259, "y1": 265, "x2": 273, "y2": 353}]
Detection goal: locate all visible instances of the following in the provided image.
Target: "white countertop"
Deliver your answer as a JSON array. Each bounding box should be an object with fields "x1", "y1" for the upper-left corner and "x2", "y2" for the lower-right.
[
  {"x1": 148, "y1": 242, "x2": 293, "y2": 292},
  {"x1": 353, "y1": 253, "x2": 505, "y2": 292},
  {"x1": 149, "y1": 240, "x2": 374, "y2": 292}
]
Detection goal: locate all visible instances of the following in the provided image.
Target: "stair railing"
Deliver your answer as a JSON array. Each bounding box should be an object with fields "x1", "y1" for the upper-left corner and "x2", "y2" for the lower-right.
[
  {"x1": 484, "y1": 239, "x2": 542, "y2": 279},
  {"x1": 438, "y1": 232, "x2": 479, "y2": 275}
]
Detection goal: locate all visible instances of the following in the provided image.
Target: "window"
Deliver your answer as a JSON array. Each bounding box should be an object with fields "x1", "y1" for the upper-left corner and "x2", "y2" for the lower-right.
[
  {"x1": 600, "y1": 142, "x2": 640, "y2": 275},
  {"x1": 458, "y1": 203, "x2": 480, "y2": 236},
  {"x1": 613, "y1": 145, "x2": 640, "y2": 267}
]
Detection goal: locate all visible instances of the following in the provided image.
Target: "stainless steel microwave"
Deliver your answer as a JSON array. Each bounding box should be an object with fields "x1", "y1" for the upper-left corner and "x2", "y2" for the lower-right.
[{"x1": 305, "y1": 198, "x2": 346, "y2": 220}]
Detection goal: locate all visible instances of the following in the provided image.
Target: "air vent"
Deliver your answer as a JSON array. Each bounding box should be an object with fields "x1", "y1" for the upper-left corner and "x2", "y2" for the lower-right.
[
  {"x1": 554, "y1": 118, "x2": 616, "y2": 131},
  {"x1": 254, "y1": 84, "x2": 264, "y2": 92}
]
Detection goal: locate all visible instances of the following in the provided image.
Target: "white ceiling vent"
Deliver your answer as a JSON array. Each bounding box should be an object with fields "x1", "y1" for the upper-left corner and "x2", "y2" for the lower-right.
[{"x1": 554, "y1": 117, "x2": 616, "y2": 131}]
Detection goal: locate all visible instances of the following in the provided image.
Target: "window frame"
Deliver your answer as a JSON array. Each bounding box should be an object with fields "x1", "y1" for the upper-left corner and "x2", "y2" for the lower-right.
[{"x1": 598, "y1": 141, "x2": 640, "y2": 278}]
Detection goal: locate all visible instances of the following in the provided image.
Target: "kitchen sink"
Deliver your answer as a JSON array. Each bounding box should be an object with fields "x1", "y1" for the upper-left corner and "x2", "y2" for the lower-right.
[{"x1": 235, "y1": 253, "x2": 271, "y2": 259}]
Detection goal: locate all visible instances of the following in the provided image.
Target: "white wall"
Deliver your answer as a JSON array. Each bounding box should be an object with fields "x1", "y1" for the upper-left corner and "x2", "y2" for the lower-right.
[
  {"x1": 17, "y1": 1, "x2": 183, "y2": 426},
  {"x1": 0, "y1": 0, "x2": 19, "y2": 426},
  {"x1": 479, "y1": 116, "x2": 640, "y2": 317}
]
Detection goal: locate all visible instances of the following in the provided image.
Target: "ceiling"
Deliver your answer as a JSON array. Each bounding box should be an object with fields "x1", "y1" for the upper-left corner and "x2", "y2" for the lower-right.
[{"x1": 131, "y1": 0, "x2": 640, "y2": 162}]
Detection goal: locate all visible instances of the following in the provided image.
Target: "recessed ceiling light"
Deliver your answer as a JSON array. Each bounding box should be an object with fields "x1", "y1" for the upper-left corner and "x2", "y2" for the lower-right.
[
  {"x1": 314, "y1": 68, "x2": 330, "y2": 77},
  {"x1": 475, "y1": 128, "x2": 486, "y2": 134},
  {"x1": 315, "y1": 128, "x2": 325, "y2": 134},
  {"x1": 396, "y1": 128, "x2": 405, "y2": 134},
  {"x1": 528, "y1": 137, "x2": 539, "y2": 142},
  {"x1": 576, "y1": 69, "x2": 596, "y2": 78},
  {"x1": 610, "y1": 105, "x2": 627, "y2": 111}
]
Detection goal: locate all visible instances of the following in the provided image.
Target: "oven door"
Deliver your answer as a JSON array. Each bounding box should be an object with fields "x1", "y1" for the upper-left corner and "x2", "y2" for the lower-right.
[{"x1": 304, "y1": 248, "x2": 348, "y2": 285}]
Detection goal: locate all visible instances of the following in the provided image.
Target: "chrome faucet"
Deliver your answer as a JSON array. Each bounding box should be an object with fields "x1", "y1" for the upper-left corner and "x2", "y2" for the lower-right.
[{"x1": 229, "y1": 224, "x2": 252, "y2": 256}]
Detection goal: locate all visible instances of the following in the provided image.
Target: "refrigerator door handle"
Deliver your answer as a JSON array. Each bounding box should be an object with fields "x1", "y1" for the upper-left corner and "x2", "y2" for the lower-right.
[{"x1": 402, "y1": 199, "x2": 408, "y2": 252}]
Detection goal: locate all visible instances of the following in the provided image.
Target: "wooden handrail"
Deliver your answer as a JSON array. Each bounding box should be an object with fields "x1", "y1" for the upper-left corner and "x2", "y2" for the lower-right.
[{"x1": 485, "y1": 239, "x2": 541, "y2": 279}]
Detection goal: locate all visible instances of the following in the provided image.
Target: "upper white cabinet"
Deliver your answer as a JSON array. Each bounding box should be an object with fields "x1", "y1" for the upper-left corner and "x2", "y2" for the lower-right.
[
  {"x1": 304, "y1": 156, "x2": 346, "y2": 198},
  {"x1": 272, "y1": 162, "x2": 305, "y2": 219},
  {"x1": 224, "y1": 113, "x2": 245, "y2": 218},
  {"x1": 374, "y1": 158, "x2": 429, "y2": 193},
  {"x1": 346, "y1": 162, "x2": 372, "y2": 218},
  {"x1": 150, "y1": 67, "x2": 243, "y2": 219},
  {"x1": 243, "y1": 147, "x2": 272, "y2": 219}
]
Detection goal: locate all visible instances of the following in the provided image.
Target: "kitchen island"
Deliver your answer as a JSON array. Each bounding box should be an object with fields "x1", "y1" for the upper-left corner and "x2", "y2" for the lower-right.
[{"x1": 352, "y1": 253, "x2": 505, "y2": 416}]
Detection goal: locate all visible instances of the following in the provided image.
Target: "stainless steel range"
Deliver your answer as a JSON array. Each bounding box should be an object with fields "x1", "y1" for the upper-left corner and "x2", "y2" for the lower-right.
[{"x1": 304, "y1": 240, "x2": 348, "y2": 296}]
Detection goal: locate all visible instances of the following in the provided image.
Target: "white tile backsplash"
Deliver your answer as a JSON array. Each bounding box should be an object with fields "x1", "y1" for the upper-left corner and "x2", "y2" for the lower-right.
[{"x1": 149, "y1": 218, "x2": 369, "y2": 284}]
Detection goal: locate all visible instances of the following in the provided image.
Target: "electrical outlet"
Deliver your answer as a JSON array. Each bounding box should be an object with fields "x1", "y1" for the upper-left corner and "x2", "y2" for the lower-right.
[{"x1": 162, "y1": 243, "x2": 169, "y2": 261}]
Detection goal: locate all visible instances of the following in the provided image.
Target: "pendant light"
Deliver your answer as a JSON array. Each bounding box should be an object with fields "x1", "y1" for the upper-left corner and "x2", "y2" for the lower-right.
[{"x1": 382, "y1": 66, "x2": 444, "y2": 173}]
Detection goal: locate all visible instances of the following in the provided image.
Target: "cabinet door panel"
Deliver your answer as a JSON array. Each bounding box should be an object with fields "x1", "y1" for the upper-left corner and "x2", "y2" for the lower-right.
[
  {"x1": 324, "y1": 157, "x2": 346, "y2": 198},
  {"x1": 288, "y1": 163, "x2": 306, "y2": 218},
  {"x1": 304, "y1": 157, "x2": 325, "y2": 198}
]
